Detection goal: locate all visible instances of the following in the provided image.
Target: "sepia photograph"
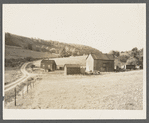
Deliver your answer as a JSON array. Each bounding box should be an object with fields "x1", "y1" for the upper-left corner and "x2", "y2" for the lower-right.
[{"x1": 3, "y1": 4, "x2": 146, "y2": 119}]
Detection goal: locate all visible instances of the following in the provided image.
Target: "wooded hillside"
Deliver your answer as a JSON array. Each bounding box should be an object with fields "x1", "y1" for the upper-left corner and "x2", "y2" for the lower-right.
[{"x1": 5, "y1": 33, "x2": 102, "y2": 57}]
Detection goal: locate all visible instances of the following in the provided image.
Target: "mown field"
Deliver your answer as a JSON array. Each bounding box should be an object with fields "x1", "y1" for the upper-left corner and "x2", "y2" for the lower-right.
[{"x1": 5, "y1": 70, "x2": 143, "y2": 110}]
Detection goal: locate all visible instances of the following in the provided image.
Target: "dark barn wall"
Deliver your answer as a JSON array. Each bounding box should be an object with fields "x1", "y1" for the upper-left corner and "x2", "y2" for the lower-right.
[
  {"x1": 94, "y1": 60, "x2": 114, "y2": 72},
  {"x1": 94, "y1": 59, "x2": 102, "y2": 71},
  {"x1": 40, "y1": 61, "x2": 56, "y2": 71},
  {"x1": 125, "y1": 65, "x2": 135, "y2": 69},
  {"x1": 64, "y1": 67, "x2": 80, "y2": 75}
]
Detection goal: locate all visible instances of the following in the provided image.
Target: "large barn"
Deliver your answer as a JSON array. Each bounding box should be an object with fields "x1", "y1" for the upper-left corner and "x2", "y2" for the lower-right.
[
  {"x1": 86, "y1": 53, "x2": 114, "y2": 72},
  {"x1": 40, "y1": 60, "x2": 57, "y2": 72},
  {"x1": 49, "y1": 55, "x2": 87, "y2": 70}
]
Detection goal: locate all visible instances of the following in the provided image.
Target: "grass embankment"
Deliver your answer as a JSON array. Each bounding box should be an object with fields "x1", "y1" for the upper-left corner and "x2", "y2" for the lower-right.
[
  {"x1": 4, "y1": 76, "x2": 38, "y2": 105},
  {"x1": 5, "y1": 57, "x2": 41, "y2": 85}
]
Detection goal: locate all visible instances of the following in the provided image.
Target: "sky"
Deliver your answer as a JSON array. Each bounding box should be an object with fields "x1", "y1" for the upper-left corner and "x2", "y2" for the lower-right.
[{"x1": 3, "y1": 4, "x2": 146, "y2": 53}]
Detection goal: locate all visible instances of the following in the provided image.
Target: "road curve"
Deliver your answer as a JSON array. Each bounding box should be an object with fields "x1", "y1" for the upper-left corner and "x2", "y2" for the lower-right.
[{"x1": 4, "y1": 62, "x2": 36, "y2": 92}]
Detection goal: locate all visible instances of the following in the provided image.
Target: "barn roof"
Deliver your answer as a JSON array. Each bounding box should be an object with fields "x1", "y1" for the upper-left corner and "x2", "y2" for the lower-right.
[
  {"x1": 105, "y1": 54, "x2": 114, "y2": 60},
  {"x1": 64, "y1": 64, "x2": 80, "y2": 68},
  {"x1": 41, "y1": 60, "x2": 56, "y2": 64},
  {"x1": 87, "y1": 53, "x2": 114, "y2": 60},
  {"x1": 49, "y1": 55, "x2": 87, "y2": 66}
]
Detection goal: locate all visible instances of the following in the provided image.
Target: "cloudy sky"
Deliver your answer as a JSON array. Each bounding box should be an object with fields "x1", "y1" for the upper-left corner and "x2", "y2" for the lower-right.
[{"x1": 3, "y1": 4, "x2": 146, "y2": 53}]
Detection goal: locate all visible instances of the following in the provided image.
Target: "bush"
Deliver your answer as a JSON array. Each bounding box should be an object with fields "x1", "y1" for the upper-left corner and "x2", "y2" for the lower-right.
[
  {"x1": 118, "y1": 55, "x2": 129, "y2": 62},
  {"x1": 126, "y1": 57, "x2": 138, "y2": 65},
  {"x1": 25, "y1": 57, "x2": 33, "y2": 61}
]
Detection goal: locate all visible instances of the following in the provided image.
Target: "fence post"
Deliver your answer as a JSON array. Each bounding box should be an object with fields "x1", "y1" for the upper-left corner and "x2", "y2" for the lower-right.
[
  {"x1": 22, "y1": 90, "x2": 23, "y2": 98},
  {"x1": 30, "y1": 81, "x2": 32, "y2": 89},
  {"x1": 14, "y1": 87, "x2": 16, "y2": 106},
  {"x1": 27, "y1": 84, "x2": 28, "y2": 93},
  {"x1": 22, "y1": 88, "x2": 24, "y2": 99}
]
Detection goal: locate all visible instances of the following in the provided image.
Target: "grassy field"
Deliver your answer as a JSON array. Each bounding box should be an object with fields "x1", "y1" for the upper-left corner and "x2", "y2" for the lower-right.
[{"x1": 5, "y1": 70, "x2": 143, "y2": 110}]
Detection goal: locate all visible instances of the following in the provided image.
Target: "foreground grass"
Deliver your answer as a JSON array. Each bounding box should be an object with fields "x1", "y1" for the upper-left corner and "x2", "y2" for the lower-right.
[{"x1": 5, "y1": 70, "x2": 143, "y2": 110}]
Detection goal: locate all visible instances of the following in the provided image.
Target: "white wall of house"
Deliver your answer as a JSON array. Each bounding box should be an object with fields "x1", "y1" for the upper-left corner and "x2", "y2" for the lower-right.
[{"x1": 86, "y1": 54, "x2": 94, "y2": 72}]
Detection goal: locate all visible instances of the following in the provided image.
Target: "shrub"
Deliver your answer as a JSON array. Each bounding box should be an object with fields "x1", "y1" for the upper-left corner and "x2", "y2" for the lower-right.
[
  {"x1": 25, "y1": 57, "x2": 32, "y2": 61},
  {"x1": 126, "y1": 57, "x2": 138, "y2": 65},
  {"x1": 118, "y1": 55, "x2": 129, "y2": 62}
]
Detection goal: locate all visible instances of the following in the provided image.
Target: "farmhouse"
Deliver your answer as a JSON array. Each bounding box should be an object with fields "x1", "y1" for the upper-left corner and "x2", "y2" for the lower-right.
[
  {"x1": 40, "y1": 60, "x2": 56, "y2": 72},
  {"x1": 64, "y1": 64, "x2": 80, "y2": 75},
  {"x1": 86, "y1": 53, "x2": 114, "y2": 72}
]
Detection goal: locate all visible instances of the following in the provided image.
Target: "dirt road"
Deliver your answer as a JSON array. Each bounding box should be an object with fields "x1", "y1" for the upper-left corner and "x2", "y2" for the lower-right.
[
  {"x1": 6, "y1": 70, "x2": 143, "y2": 110},
  {"x1": 4, "y1": 62, "x2": 37, "y2": 92}
]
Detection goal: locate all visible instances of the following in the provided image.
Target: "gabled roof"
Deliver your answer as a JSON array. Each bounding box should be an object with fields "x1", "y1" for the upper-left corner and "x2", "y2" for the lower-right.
[
  {"x1": 41, "y1": 60, "x2": 56, "y2": 64},
  {"x1": 87, "y1": 53, "x2": 114, "y2": 61},
  {"x1": 64, "y1": 64, "x2": 80, "y2": 68},
  {"x1": 104, "y1": 54, "x2": 114, "y2": 60},
  {"x1": 50, "y1": 55, "x2": 87, "y2": 66}
]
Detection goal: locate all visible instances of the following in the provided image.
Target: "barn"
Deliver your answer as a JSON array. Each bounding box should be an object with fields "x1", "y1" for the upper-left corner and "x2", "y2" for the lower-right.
[
  {"x1": 86, "y1": 53, "x2": 114, "y2": 72},
  {"x1": 40, "y1": 60, "x2": 56, "y2": 72},
  {"x1": 64, "y1": 64, "x2": 80, "y2": 75}
]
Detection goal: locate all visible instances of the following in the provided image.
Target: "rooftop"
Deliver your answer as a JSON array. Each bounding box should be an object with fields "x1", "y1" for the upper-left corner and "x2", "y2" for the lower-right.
[
  {"x1": 87, "y1": 53, "x2": 114, "y2": 60},
  {"x1": 64, "y1": 64, "x2": 80, "y2": 68},
  {"x1": 41, "y1": 60, "x2": 56, "y2": 64}
]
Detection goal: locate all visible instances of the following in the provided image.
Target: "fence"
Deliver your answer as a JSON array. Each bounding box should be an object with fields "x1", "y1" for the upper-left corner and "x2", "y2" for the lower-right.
[{"x1": 4, "y1": 77, "x2": 41, "y2": 107}]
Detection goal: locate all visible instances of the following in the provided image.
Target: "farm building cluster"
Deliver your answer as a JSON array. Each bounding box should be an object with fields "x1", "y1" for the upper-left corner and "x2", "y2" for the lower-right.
[{"x1": 40, "y1": 53, "x2": 142, "y2": 75}]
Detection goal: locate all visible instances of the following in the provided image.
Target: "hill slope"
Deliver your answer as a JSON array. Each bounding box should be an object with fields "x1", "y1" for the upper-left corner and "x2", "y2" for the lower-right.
[
  {"x1": 5, "y1": 45, "x2": 58, "y2": 59},
  {"x1": 5, "y1": 33, "x2": 102, "y2": 56}
]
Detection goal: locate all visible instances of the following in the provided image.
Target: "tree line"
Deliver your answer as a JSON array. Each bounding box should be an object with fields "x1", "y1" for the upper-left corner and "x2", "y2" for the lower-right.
[{"x1": 109, "y1": 47, "x2": 143, "y2": 67}]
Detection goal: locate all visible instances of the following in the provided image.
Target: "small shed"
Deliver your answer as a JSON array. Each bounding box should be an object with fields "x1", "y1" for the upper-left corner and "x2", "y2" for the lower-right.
[
  {"x1": 64, "y1": 64, "x2": 80, "y2": 75},
  {"x1": 40, "y1": 60, "x2": 56, "y2": 72},
  {"x1": 124, "y1": 65, "x2": 135, "y2": 70}
]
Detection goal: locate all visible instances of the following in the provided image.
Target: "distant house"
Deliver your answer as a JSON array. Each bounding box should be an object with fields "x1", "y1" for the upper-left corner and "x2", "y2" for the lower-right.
[
  {"x1": 64, "y1": 64, "x2": 80, "y2": 75},
  {"x1": 86, "y1": 53, "x2": 114, "y2": 72},
  {"x1": 40, "y1": 60, "x2": 56, "y2": 72}
]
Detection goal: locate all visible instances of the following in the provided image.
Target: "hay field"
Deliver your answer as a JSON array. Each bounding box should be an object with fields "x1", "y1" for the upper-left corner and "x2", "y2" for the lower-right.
[{"x1": 5, "y1": 70, "x2": 143, "y2": 110}]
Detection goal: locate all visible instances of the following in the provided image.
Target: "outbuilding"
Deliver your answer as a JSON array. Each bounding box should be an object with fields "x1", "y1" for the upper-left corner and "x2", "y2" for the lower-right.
[
  {"x1": 86, "y1": 53, "x2": 114, "y2": 72},
  {"x1": 64, "y1": 64, "x2": 80, "y2": 75},
  {"x1": 40, "y1": 60, "x2": 56, "y2": 72},
  {"x1": 124, "y1": 65, "x2": 135, "y2": 70}
]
